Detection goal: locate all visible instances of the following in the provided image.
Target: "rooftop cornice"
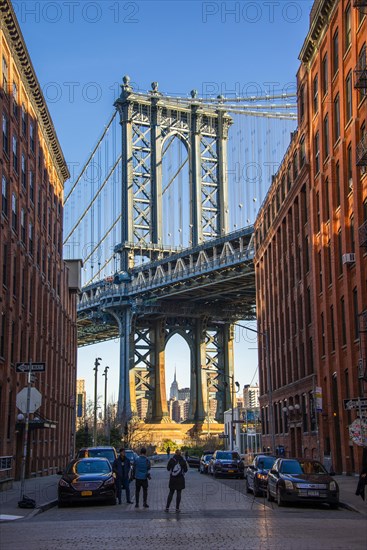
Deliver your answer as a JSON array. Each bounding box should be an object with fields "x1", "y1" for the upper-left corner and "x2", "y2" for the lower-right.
[
  {"x1": 299, "y1": 0, "x2": 337, "y2": 64},
  {"x1": 0, "y1": 0, "x2": 70, "y2": 183}
]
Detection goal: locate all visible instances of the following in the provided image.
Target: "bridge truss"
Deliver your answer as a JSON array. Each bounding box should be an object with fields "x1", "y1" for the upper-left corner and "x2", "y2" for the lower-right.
[{"x1": 64, "y1": 77, "x2": 297, "y2": 427}]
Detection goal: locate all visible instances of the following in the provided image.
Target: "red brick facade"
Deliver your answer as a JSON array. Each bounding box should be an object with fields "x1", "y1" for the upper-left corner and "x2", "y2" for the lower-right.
[
  {"x1": 0, "y1": 2, "x2": 77, "y2": 480},
  {"x1": 255, "y1": 0, "x2": 367, "y2": 474}
]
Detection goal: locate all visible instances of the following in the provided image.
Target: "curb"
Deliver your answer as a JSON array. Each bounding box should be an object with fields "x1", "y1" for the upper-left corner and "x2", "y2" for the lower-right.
[
  {"x1": 27, "y1": 499, "x2": 58, "y2": 519},
  {"x1": 338, "y1": 501, "x2": 361, "y2": 514}
]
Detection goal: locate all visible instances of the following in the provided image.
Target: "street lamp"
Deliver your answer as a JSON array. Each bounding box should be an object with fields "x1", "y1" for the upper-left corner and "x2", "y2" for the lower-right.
[
  {"x1": 102, "y1": 366, "x2": 109, "y2": 443},
  {"x1": 93, "y1": 357, "x2": 101, "y2": 445}
]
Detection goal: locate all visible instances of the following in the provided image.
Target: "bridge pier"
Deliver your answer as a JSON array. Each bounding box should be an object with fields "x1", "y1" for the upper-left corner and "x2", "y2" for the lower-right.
[
  {"x1": 150, "y1": 319, "x2": 170, "y2": 423},
  {"x1": 111, "y1": 308, "x2": 133, "y2": 426}
]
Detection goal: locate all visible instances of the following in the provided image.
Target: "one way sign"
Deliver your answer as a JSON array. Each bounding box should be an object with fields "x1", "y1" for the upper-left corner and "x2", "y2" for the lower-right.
[
  {"x1": 343, "y1": 398, "x2": 367, "y2": 410},
  {"x1": 16, "y1": 362, "x2": 46, "y2": 373}
]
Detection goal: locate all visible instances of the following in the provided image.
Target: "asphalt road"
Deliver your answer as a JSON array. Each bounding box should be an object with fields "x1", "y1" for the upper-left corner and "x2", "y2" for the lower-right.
[{"x1": 1, "y1": 467, "x2": 366, "y2": 550}]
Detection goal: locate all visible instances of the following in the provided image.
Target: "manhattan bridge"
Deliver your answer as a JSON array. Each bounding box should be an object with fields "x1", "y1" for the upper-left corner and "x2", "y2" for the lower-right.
[{"x1": 63, "y1": 76, "x2": 297, "y2": 431}]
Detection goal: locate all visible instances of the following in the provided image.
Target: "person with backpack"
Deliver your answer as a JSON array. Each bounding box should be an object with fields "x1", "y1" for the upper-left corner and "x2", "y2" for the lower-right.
[
  {"x1": 133, "y1": 447, "x2": 151, "y2": 508},
  {"x1": 165, "y1": 448, "x2": 188, "y2": 513}
]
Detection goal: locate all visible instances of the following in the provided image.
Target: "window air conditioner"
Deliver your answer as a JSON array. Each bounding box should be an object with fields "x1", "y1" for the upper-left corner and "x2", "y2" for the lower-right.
[{"x1": 342, "y1": 253, "x2": 356, "y2": 264}]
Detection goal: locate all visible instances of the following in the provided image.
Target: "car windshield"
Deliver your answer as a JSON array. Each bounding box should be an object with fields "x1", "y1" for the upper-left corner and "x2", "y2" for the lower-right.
[
  {"x1": 216, "y1": 452, "x2": 239, "y2": 460},
  {"x1": 71, "y1": 460, "x2": 111, "y2": 474},
  {"x1": 299, "y1": 461, "x2": 327, "y2": 475},
  {"x1": 280, "y1": 461, "x2": 303, "y2": 474},
  {"x1": 257, "y1": 457, "x2": 276, "y2": 469},
  {"x1": 87, "y1": 449, "x2": 116, "y2": 462}
]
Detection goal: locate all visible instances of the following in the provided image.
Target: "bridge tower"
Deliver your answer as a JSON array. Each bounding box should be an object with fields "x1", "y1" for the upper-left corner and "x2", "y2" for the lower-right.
[{"x1": 102, "y1": 77, "x2": 237, "y2": 428}]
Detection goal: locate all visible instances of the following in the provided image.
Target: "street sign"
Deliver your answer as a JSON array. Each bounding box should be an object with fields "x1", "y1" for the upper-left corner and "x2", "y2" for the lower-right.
[
  {"x1": 343, "y1": 398, "x2": 367, "y2": 411},
  {"x1": 16, "y1": 363, "x2": 46, "y2": 373},
  {"x1": 16, "y1": 388, "x2": 42, "y2": 413}
]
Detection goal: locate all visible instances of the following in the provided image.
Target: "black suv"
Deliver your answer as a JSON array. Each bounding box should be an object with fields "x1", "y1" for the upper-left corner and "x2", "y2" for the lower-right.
[
  {"x1": 209, "y1": 451, "x2": 245, "y2": 478},
  {"x1": 246, "y1": 455, "x2": 276, "y2": 496},
  {"x1": 76, "y1": 446, "x2": 117, "y2": 465}
]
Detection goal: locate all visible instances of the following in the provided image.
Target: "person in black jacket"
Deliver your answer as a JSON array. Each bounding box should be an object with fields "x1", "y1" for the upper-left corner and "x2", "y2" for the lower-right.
[
  {"x1": 112, "y1": 448, "x2": 133, "y2": 504},
  {"x1": 165, "y1": 449, "x2": 188, "y2": 512}
]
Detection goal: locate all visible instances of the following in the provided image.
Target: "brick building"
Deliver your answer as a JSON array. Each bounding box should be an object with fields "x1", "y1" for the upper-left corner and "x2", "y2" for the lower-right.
[
  {"x1": 254, "y1": 0, "x2": 367, "y2": 473},
  {"x1": 0, "y1": 1, "x2": 78, "y2": 481}
]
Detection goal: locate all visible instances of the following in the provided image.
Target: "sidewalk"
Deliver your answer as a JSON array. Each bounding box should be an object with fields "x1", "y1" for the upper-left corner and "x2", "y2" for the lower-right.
[{"x1": 0, "y1": 468, "x2": 366, "y2": 521}]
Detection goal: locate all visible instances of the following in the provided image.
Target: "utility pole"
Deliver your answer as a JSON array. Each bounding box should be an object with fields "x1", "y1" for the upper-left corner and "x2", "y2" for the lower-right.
[
  {"x1": 93, "y1": 358, "x2": 101, "y2": 445},
  {"x1": 103, "y1": 366, "x2": 109, "y2": 442}
]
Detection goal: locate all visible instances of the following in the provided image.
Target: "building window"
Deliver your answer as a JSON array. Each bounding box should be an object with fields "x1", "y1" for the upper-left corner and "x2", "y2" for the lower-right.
[
  {"x1": 21, "y1": 104, "x2": 27, "y2": 136},
  {"x1": 2, "y1": 56, "x2": 8, "y2": 91},
  {"x1": 316, "y1": 191, "x2": 320, "y2": 231},
  {"x1": 345, "y1": 71, "x2": 353, "y2": 123},
  {"x1": 2, "y1": 244, "x2": 7, "y2": 287},
  {"x1": 1, "y1": 175, "x2": 7, "y2": 217},
  {"x1": 318, "y1": 250, "x2": 322, "y2": 292},
  {"x1": 335, "y1": 161, "x2": 341, "y2": 208},
  {"x1": 330, "y1": 305, "x2": 335, "y2": 351},
  {"x1": 350, "y1": 214, "x2": 355, "y2": 253},
  {"x1": 345, "y1": 3, "x2": 351, "y2": 52},
  {"x1": 300, "y1": 135, "x2": 306, "y2": 167},
  {"x1": 29, "y1": 222, "x2": 34, "y2": 256},
  {"x1": 12, "y1": 256, "x2": 16, "y2": 298},
  {"x1": 347, "y1": 143, "x2": 353, "y2": 189},
  {"x1": 20, "y1": 208, "x2": 26, "y2": 243},
  {"x1": 353, "y1": 288, "x2": 359, "y2": 340},
  {"x1": 323, "y1": 114, "x2": 329, "y2": 159},
  {"x1": 2, "y1": 113, "x2": 9, "y2": 154},
  {"x1": 12, "y1": 135, "x2": 18, "y2": 172},
  {"x1": 11, "y1": 193, "x2": 17, "y2": 232},
  {"x1": 333, "y1": 94, "x2": 340, "y2": 142},
  {"x1": 0, "y1": 313, "x2": 5, "y2": 357},
  {"x1": 30, "y1": 121, "x2": 35, "y2": 153},
  {"x1": 333, "y1": 29, "x2": 339, "y2": 75},
  {"x1": 341, "y1": 296, "x2": 347, "y2": 345},
  {"x1": 314, "y1": 131, "x2": 320, "y2": 174},
  {"x1": 313, "y1": 74, "x2": 318, "y2": 114},
  {"x1": 21, "y1": 154, "x2": 26, "y2": 189},
  {"x1": 293, "y1": 151, "x2": 298, "y2": 180},
  {"x1": 321, "y1": 312, "x2": 325, "y2": 356},
  {"x1": 338, "y1": 228, "x2": 343, "y2": 275},
  {"x1": 29, "y1": 171, "x2": 34, "y2": 204},
  {"x1": 327, "y1": 240, "x2": 332, "y2": 285},
  {"x1": 306, "y1": 286, "x2": 311, "y2": 323},
  {"x1": 305, "y1": 235, "x2": 310, "y2": 272},
  {"x1": 322, "y1": 53, "x2": 328, "y2": 96},
  {"x1": 325, "y1": 177, "x2": 330, "y2": 221},
  {"x1": 12, "y1": 82, "x2": 18, "y2": 117}
]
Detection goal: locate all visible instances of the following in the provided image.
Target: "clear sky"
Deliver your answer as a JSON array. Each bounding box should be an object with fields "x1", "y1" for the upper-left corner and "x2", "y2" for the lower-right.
[{"x1": 16, "y1": 0, "x2": 314, "y2": 404}]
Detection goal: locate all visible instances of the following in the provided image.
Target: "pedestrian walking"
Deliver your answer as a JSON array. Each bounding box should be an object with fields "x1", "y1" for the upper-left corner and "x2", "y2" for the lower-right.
[
  {"x1": 134, "y1": 447, "x2": 151, "y2": 508},
  {"x1": 165, "y1": 448, "x2": 188, "y2": 513},
  {"x1": 166, "y1": 446, "x2": 171, "y2": 458},
  {"x1": 112, "y1": 448, "x2": 133, "y2": 504}
]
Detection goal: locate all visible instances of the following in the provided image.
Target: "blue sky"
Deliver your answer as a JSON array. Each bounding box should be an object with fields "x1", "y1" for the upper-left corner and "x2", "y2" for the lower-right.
[{"x1": 16, "y1": 0, "x2": 314, "y2": 403}]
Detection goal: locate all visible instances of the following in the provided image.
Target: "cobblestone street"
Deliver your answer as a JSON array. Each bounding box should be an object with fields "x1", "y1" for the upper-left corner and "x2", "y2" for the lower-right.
[{"x1": 1, "y1": 467, "x2": 366, "y2": 549}]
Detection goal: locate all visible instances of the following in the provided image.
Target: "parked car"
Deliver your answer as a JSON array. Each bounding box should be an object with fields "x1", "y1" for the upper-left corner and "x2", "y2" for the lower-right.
[
  {"x1": 208, "y1": 451, "x2": 245, "y2": 478},
  {"x1": 199, "y1": 454, "x2": 213, "y2": 474},
  {"x1": 58, "y1": 457, "x2": 116, "y2": 506},
  {"x1": 267, "y1": 458, "x2": 339, "y2": 508},
  {"x1": 186, "y1": 455, "x2": 200, "y2": 468},
  {"x1": 246, "y1": 455, "x2": 276, "y2": 496},
  {"x1": 76, "y1": 446, "x2": 117, "y2": 465},
  {"x1": 124, "y1": 449, "x2": 138, "y2": 463}
]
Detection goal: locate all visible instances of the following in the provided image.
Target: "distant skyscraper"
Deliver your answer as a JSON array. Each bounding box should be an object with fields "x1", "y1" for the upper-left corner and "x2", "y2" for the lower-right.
[
  {"x1": 243, "y1": 384, "x2": 260, "y2": 409},
  {"x1": 170, "y1": 367, "x2": 179, "y2": 400}
]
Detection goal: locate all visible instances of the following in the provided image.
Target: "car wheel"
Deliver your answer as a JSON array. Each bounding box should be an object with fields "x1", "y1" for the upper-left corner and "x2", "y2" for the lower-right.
[
  {"x1": 246, "y1": 479, "x2": 251, "y2": 494},
  {"x1": 267, "y1": 487, "x2": 274, "y2": 502},
  {"x1": 276, "y1": 488, "x2": 284, "y2": 507}
]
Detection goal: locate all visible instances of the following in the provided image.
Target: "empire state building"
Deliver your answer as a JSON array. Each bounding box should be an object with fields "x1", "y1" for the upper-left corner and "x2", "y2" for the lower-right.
[{"x1": 169, "y1": 368, "x2": 179, "y2": 400}]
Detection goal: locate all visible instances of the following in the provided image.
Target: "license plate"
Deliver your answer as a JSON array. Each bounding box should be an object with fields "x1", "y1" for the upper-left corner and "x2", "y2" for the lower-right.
[
  {"x1": 81, "y1": 491, "x2": 93, "y2": 496},
  {"x1": 307, "y1": 490, "x2": 319, "y2": 497},
  {"x1": 228, "y1": 470, "x2": 234, "y2": 473}
]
